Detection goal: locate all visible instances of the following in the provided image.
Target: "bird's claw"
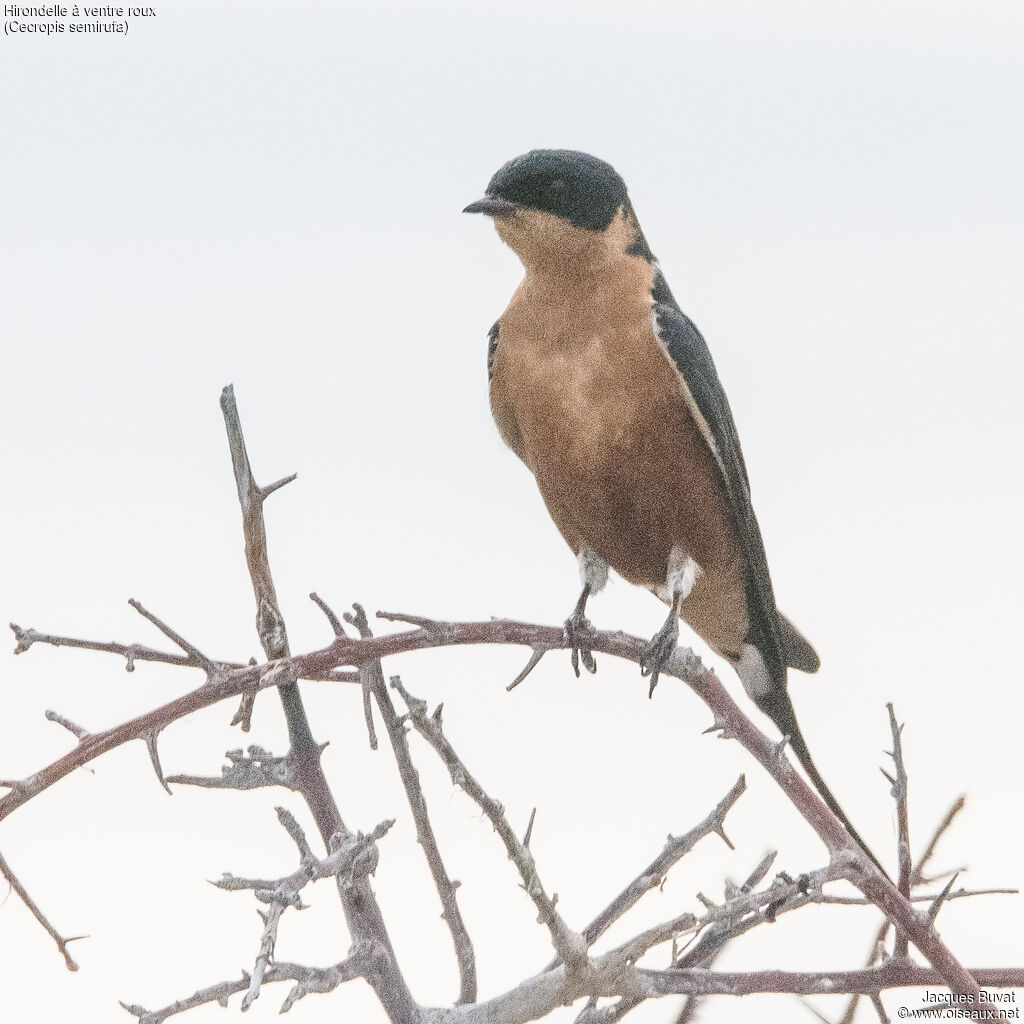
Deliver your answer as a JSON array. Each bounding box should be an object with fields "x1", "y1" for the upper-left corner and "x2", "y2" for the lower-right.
[
  {"x1": 640, "y1": 616, "x2": 679, "y2": 697},
  {"x1": 564, "y1": 611, "x2": 597, "y2": 678}
]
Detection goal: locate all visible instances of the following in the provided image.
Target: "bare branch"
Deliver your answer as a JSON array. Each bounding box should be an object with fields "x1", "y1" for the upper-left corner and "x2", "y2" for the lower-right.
[
  {"x1": 340, "y1": 601, "x2": 476, "y2": 1003},
  {"x1": 309, "y1": 591, "x2": 348, "y2": 638},
  {"x1": 547, "y1": 775, "x2": 746, "y2": 970},
  {"x1": 127, "y1": 599, "x2": 215, "y2": 674},
  {"x1": 242, "y1": 900, "x2": 288, "y2": 1010},
  {"x1": 276, "y1": 806, "x2": 315, "y2": 864},
  {"x1": 884, "y1": 702, "x2": 912, "y2": 958},
  {"x1": 119, "y1": 956, "x2": 365, "y2": 1023},
  {"x1": 45, "y1": 709, "x2": 90, "y2": 740},
  {"x1": 219, "y1": 385, "x2": 419, "y2": 1021},
  {"x1": 4, "y1": 610, "x2": 1011, "y2": 1011},
  {"x1": 166, "y1": 745, "x2": 299, "y2": 792},
  {"x1": 6, "y1": 590, "x2": 1020, "y2": 1020},
  {"x1": 0, "y1": 849, "x2": 84, "y2": 971},
  {"x1": 342, "y1": 603, "x2": 380, "y2": 752},
  {"x1": 213, "y1": 817, "x2": 392, "y2": 896},
  {"x1": 10, "y1": 623, "x2": 358, "y2": 682},
  {"x1": 914, "y1": 796, "x2": 967, "y2": 887},
  {"x1": 391, "y1": 675, "x2": 585, "y2": 971},
  {"x1": 12, "y1": 623, "x2": 194, "y2": 673}
]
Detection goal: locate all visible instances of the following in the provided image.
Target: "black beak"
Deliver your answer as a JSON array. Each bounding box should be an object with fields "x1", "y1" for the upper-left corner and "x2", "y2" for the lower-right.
[{"x1": 463, "y1": 195, "x2": 519, "y2": 219}]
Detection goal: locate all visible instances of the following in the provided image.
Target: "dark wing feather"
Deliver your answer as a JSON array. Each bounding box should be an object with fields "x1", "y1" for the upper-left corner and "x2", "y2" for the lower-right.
[
  {"x1": 486, "y1": 321, "x2": 499, "y2": 381},
  {"x1": 652, "y1": 301, "x2": 786, "y2": 688}
]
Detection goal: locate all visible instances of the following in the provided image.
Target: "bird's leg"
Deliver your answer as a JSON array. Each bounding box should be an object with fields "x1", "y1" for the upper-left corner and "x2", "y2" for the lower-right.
[
  {"x1": 564, "y1": 548, "x2": 608, "y2": 677},
  {"x1": 641, "y1": 548, "x2": 701, "y2": 696},
  {"x1": 565, "y1": 584, "x2": 595, "y2": 677}
]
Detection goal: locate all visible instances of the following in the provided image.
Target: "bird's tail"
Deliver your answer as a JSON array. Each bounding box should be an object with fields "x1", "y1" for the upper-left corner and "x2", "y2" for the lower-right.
[{"x1": 757, "y1": 687, "x2": 890, "y2": 881}]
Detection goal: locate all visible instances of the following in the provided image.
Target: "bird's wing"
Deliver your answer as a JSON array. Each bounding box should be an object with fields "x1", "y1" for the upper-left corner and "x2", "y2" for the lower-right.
[
  {"x1": 651, "y1": 301, "x2": 786, "y2": 683},
  {"x1": 486, "y1": 321, "x2": 499, "y2": 381}
]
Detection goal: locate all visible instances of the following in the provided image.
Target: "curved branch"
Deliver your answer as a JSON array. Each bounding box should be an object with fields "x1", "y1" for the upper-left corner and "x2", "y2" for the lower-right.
[{"x1": 1, "y1": 615, "x2": 1010, "y2": 1014}]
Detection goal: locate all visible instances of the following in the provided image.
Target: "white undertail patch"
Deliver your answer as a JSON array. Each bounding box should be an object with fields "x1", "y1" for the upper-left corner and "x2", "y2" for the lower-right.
[
  {"x1": 736, "y1": 644, "x2": 772, "y2": 699},
  {"x1": 578, "y1": 547, "x2": 609, "y2": 594}
]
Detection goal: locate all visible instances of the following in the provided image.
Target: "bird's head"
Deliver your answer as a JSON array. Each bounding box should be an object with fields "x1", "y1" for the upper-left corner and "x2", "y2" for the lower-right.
[{"x1": 464, "y1": 149, "x2": 649, "y2": 275}]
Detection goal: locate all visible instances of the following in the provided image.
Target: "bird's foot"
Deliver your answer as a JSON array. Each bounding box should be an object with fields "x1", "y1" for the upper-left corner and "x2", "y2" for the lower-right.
[
  {"x1": 640, "y1": 614, "x2": 680, "y2": 697},
  {"x1": 564, "y1": 608, "x2": 597, "y2": 678}
]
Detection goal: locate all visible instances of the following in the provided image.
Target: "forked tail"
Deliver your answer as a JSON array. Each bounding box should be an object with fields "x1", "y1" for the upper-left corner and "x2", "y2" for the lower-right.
[{"x1": 758, "y1": 688, "x2": 891, "y2": 881}]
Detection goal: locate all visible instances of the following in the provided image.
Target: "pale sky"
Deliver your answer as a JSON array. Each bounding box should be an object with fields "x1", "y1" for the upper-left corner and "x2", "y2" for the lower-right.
[{"x1": 2, "y1": 2, "x2": 1023, "y2": 1021}]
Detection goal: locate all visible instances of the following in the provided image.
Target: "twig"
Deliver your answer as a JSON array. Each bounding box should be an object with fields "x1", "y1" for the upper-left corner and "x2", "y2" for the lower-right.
[
  {"x1": 342, "y1": 602, "x2": 477, "y2": 1003},
  {"x1": 340, "y1": 602, "x2": 379, "y2": 751},
  {"x1": 391, "y1": 674, "x2": 586, "y2": 971},
  {"x1": 44, "y1": 709, "x2": 89, "y2": 740},
  {"x1": 882, "y1": 703, "x2": 911, "y2": 957},
  {"x1": 6, "y1": 594, "x2": 1019, "y2": 1017},
  {"x1": 10, "y1": 623, "x2": 357, "y2": 683},
  {"x1": 0, "y1": 849, "x2": 84, "y2": 971},
  {"x1": 127, "y1": 599, "x2": 214, "y2": 674},
  {"x1": 214, "y1": 815, "x2": 391, "y2": 896},
  {"x1": 242, "y1": 899, "x2": 288, "y2": 1009},
  {"x1": 838, "y1": 795, "x2": 970, "y2": 1024},
  {"x1": 670, "y1": 851, "x2": 779, "y2": 1023},
  {"x1": 166, "y1": 745, "x2": 300, "y2": 791},
  {"x1": 913, "y1": 796, "x2": 966, "y2": 887},
  {"x1": 119, "y1": 956, "x2": 365, "y2": 1022},
  {"x1": 276, "y1": 806, "x2": 315, "y2": 864},
  {"x1": 219, "y1": 384, "x2": 417, "y2": 1020},
  {"x1": 546, "y1": 775, "x2": 746, "y2": 973}
]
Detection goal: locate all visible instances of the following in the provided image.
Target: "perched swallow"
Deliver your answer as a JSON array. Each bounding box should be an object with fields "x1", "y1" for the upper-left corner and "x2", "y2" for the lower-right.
[{"x1": 466, "y1": 148, "x2": 881, "y2": 869}]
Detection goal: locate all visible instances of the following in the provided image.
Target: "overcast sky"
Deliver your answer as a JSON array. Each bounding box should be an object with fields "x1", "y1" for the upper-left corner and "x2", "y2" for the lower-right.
[{"x1": 2, "y1": 2, "x2": 1023, "y2": 1021}]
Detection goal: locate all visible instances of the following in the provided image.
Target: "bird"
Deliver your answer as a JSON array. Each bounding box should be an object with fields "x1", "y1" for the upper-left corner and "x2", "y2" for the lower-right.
[{"x1": 465, "y1": 148, "x2": 882, "y2": 871}]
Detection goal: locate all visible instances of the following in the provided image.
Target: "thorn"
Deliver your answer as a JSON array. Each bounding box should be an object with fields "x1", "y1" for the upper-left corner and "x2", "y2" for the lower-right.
[
  {"x1": 145, "y1": 730, "x2": 172, "y2": 795},
  {"x1": 702, "y1": 716, "x2": 736, "y2": 741},
  {"x1": 695, "y1": 892, "x2": 717, "y2": 911},
  {"x1": 713, "y1": 823, "x2": 735, "y2": 851},
  {"x1": 508, "y1": 646, "x2": 546, "y2": 691},
  {"x1": 261, "y1": 472, "x2": 297, "y2": 499},
  {"x1": 927, "y1": 871, "x2": 960, "y2": 925},
  {"x1": 523, "y1": 807, "x2": 537, "y2": 850}
]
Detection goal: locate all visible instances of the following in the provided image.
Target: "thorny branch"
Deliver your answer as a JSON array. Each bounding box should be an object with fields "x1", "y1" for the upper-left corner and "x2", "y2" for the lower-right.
[
  {"x1": 389, "y1": 674, "x2": 587, "y2": 972},
  {"x1": 3, "y1": 386, "x2": 1022, "y2": 1024},
  {"x1": 216, "y1": 384, "x2": 418, "y2": 1021},
  {"x1": 338, "y1": 602, "x2": 478, "y2": 1005},
  {"x1": 5, "y1": 613, "x2": 1021, "y2": 1017}
]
